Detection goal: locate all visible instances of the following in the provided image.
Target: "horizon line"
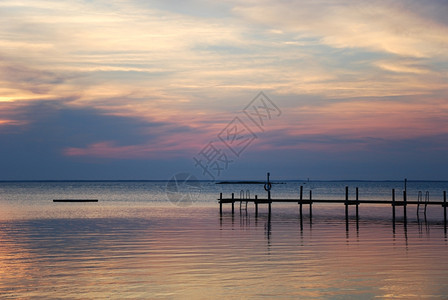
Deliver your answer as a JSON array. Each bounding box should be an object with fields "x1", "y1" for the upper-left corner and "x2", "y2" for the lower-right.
[{"x1": 1, "y1": 179, "x2": 448, "y2": 183}]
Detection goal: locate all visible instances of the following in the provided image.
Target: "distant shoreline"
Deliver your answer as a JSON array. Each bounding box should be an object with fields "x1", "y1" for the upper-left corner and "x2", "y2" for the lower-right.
[{"x1": 216, "y1": 181, "x2": 285, "y2": 184}]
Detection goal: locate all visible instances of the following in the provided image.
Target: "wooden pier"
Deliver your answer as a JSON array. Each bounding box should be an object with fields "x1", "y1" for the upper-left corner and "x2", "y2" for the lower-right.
[{"x1": 218, "y1": 186, "x2": 448, "y2": 231}]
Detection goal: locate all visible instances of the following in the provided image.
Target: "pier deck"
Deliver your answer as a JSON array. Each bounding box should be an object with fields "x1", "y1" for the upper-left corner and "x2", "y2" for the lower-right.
[
  {"x1": 218, "y1": 186, "x2": 448, "y2": 231},
  {"x1": 220, "y1": 198, "x2": 447, "y2": 205}
]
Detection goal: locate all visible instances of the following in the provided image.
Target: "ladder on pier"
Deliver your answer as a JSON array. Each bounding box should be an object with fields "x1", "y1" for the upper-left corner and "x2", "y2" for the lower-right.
[
  {"x1": 417, "y1": 191, "x2": 429, "y2": 217},
  {"x1": 240, "y1": 190, "x2": 250, "y2": 210}
]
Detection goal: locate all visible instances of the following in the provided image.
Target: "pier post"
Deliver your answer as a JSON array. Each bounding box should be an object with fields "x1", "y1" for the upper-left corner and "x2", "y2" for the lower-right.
[
  {"x1": 355, "y1": 187, "x2": 359, "y2": 220},
  {"x1": 220, "y1": 192, "x2": 223, "y2": 215},
  {"x1": 345, "y1": 186, "x2": 349, "y2": 230},
  {"x1": 356, "y1": 187, "x2": 359, "y2": 230},
  {"x1": 255, "y1": 195, "x2": 258, "y2": 217},
  {"x1": 444, "y1": 191, "x2": 446, "y2": 231},
  {"x1": 309, "y1": 189, "x2": 313, "y2": 220},
  {"x1": 264, "y1": 172, "x2": 272, "y2": 218},
  {"x1": 403, "y1": 190, "x2": 407, "y2": 222},
  {"x1": 266, "y1": 172, "x2": 271, "y2": 202},
  {"x1": 392, "y1": 189, "x2": 396, "y2": 228},
  {"x1": 299, "y1": 185, "x2": 303, "y2": 220},
  {"x1": 231, "y1": 193, "x2": 234, "y2": 214}
]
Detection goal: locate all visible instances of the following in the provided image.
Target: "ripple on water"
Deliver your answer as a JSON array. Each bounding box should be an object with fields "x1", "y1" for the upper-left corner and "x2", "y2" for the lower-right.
[{"x1": 1, "y1": 184, "x2": 448, "y2": 298}]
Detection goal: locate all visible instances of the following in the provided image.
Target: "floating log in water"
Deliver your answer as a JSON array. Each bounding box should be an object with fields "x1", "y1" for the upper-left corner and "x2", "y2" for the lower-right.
[{"x1": 53, "y1": 199, "x2": 98, "y2": 202}]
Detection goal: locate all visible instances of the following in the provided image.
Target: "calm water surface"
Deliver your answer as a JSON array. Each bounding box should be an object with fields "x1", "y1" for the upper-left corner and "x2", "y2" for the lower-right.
[{"x1": 0, "y1": 181, "x2": 447, "y2": 299}]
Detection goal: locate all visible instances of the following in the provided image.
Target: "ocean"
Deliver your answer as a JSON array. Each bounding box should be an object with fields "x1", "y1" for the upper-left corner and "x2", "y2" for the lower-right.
[{"x1": 0, "y1": 180, "x2": 447, "y2": 299}]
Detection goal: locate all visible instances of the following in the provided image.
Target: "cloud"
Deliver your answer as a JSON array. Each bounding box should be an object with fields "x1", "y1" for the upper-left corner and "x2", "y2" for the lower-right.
[
  {"x1": 63, "y1": 141, "x2": 184, "y2": 159},
  {"x1": 286, "y1": 95, "x2": 448, "y2": 139},
  {"x1": 1, "y1": 0, "x2": 448, "y2": 179},
  {"x1": 233, "y1": 0, "x2": 448, "y2": 58},
  {"x1": 375, "y1": 60, "x2": 431, "y2": 74},
  {"x1": 0, "y1": 100, "x2": 201, "y2": 157},
  {"x1": 1, "y1": 0, "x2": 446, "y2": 106},
  {"x1": 0, "y1": 99, "x2": 208, "y2": 179}
]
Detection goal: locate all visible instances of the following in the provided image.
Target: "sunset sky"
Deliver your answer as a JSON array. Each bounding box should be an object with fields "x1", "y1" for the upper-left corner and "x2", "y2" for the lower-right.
[{"x1": 1, "y1": 0, "x2": 448, "y2": 180}]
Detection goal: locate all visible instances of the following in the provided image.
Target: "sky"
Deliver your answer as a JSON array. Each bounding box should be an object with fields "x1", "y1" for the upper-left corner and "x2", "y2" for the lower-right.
[{"x1": 1, "y1": 0, "x2": 448, "y2": 180}]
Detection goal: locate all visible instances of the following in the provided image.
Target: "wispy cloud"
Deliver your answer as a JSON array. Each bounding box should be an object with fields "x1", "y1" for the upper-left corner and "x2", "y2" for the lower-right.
[
  {"x1": 1, "y1": 0, "x2": 447, "y2": 178},
  {"x1": 234, "y1": 0, "x2": 448, "y2": 58}
]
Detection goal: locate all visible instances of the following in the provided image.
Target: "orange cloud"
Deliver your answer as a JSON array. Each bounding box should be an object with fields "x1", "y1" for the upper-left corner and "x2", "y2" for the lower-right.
[
  {"x1": 64, "y1": 142, "x2": 158, "y2": 159},
  {"x1": 285, "y1": 97, "x2": 448, "y2": 139}
]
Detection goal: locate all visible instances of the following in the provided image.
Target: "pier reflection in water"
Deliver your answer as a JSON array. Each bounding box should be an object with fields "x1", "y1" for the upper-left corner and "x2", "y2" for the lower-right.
[
  {"x1": 1, "y1": 205, "x2": 448, "y2": 298},
  {"x1": 1, "y1": 180, "x2": 448, "y2": 298}
]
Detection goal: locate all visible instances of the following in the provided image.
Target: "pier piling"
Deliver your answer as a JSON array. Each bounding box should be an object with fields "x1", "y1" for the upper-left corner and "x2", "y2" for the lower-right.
[
  {"x1": 345, "y1": 186, "x2": 349, "y2": 230},
  {"x1": 403, "y1": 190, "x2": 407, "y2": 222},
  {"x1": 444, "y1": 191, "x2": 447, "y2": 232},
  {"x1": 356, "y1": 187, "x2": 359, "y2": 218},
  {"x1": 356, "y1": 187, "x2": 359, "y2": 230},
  {"x1": 309, "y1": 190, "x2": 313, "y2": 221},
  {"x1": 392, "y1": 189, "x2": 396, "y2": 228},
  {"x1": 220, "y1": 192, "x2": 223, "y2": 215},
  {"x1": 255, "y1": 195, "x2": 258, "y2": 217},
  {"x1": 299, "y1": 186, "x2": 303, "y2": 221}
]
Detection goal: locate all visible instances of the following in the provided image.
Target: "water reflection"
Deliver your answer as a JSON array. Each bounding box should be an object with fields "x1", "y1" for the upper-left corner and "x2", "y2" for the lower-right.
[{"x1": 1, "y1": 205, "x2": 448, "y2": 298}]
